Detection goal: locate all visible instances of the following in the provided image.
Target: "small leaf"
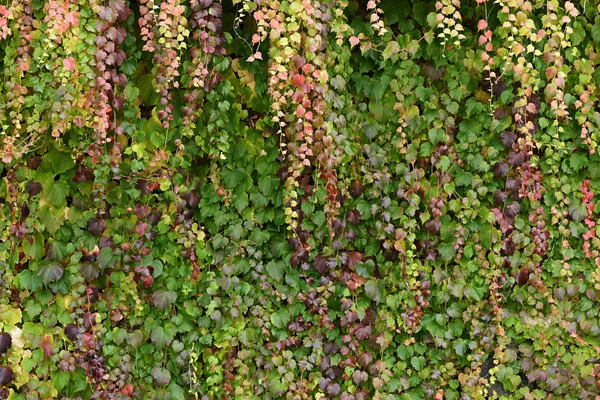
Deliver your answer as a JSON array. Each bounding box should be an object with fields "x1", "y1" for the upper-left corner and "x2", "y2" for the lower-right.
[
  {"x1": 26, "y1": 181, "x2": 42, "y2": 196},
  {"x1": 64, "y1": 324, "x2": 80, "y2": 341}
]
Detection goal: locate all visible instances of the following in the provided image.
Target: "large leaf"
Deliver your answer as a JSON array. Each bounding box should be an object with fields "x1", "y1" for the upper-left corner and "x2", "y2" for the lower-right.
[
  {"x1": 152, "y1": 289, "x2": 177, "y2": 311},
  {"x1": 97, "y1": 247, "x2": 118, "y2": 270},
  {"x1": 44, "y1": 181, "x2": 69, "y2": 207},
  {"x1": 151, "y1": 326, "x2": 173, "y2": 349},
  {"x1": 37, "y1": 262, "x2": 64, "y2": 285},
  {"x1": 151, "y1": 367, "x2": 171, "y2": 386}
]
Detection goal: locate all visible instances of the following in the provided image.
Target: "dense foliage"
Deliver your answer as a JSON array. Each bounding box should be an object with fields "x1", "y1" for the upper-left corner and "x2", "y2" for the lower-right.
[{"x1": 1, "y1": 0, "x2": 600, "y2": 398}]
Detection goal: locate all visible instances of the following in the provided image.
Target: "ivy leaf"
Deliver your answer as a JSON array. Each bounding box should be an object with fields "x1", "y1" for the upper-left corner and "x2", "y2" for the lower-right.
[
  {"x1": 87, "y1": 218, "x2": 106, "y2": 237},
  {"x1": 46, "y1": 149, "x2": 75, "y2": 174},
  {"x1": 410, "y1": 356, "x2": 425, "y2": 371},
  {"x1": 266, "y1": 261, "x2": 285, "y2": 282},
  {"x1": 23, "y1": 234, "x2": 44, "y2": 260},
  {"x1": 97, "y1": 247, "x2": 118, "y2": 270},
  {"x1": 80, "y1": 262, "x2": 99, "y2": 280},
  {"x1": 570, "y1": 153, "x2": 587, "y2": 172},
  {"x1": 0, "y1": 333, "x2": 12, "y2": 355},
  {"x1": 37, "y1": 262, "x2": 64, "y2": 285},
  {"x1": 464, "y1": 283, "x2": 485, "y2": 302},
  {"x1": 151, "y1": 326, "x2": 173, "y2": 349},
  {"x1": 382, "y1": 41, "x2": 400, "y2": 61},
  {"x1": 151, "y1": 367, "x2": 171, "y2": 386},
  {"x1": 270, "y1": 309, "x2": 290, "y2": 329},
  {"x1": 364, "y1": 280, "x2": 382, "y2": 303},
  {"x1": 0, "y1": 366, "x2": 14, "y2": 385},
  {"x1": 167, "y1": 383, "x2": 186, "y2": 399},
  {"x1": 454, "y1": 340, "x2": 467, "y2": 357},
  {"x1": 16, "y1": 270, "x2": 43, "y2": 292},
  {"x1": 44, "y1": 180, "x2": 69, "y2": 207},
  {"x1": 52, "y1": 371, "x2": 71, "y2": 392},
  {"x1": 569, "y1": 202, "x2": 586, "y2": 223},
  {"x1": 152, "y1": 289, "x2": 177, "y2": 310},
  {"x1": 591, "y1": 22, "x2": 600, "y2": 44}
]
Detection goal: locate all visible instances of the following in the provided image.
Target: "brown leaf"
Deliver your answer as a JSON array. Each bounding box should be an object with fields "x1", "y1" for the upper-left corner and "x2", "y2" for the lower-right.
[
  {"x1": 347, "y1": 251, "x2": 362, "y2": 268},
  {"x1": 41, "y1": 335, "x2": 53, "y2": 358}
]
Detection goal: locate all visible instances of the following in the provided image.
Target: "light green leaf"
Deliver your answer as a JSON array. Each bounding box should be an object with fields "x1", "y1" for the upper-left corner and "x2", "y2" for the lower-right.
[{"x1": 266, "y1": 261, "x2": 285, "y2": 282}]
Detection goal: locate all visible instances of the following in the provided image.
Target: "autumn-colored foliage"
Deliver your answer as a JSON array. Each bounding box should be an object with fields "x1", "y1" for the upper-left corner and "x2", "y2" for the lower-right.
[{"x1": 1, "y1": 0, "x2": 600, "y2": 399}]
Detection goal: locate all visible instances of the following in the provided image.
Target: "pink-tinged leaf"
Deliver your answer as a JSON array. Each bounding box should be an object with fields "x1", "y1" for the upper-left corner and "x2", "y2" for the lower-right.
[
  {"x1": 63, "y1": 57, "x2": 76, "y2": 72},
  {"x1": 136, "y1": 221, "x2": 148, "y2": 236},
  {"x1": 41, "y1": 335, "x2": 53, "y2": 358},
  {"x1": 65, "y1": 11, "x2": 79, "y2": 27},
  {"x1": 477, "y1": 20, "x2": 488, "y2": 30},
  {"x1": 349, "y1": 36, "x2": 360, "y2": 47}
]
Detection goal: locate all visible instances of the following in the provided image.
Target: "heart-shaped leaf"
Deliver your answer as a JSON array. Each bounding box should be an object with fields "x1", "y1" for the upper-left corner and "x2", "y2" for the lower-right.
[
  {"x1": 152, "y1": 289, "x2": 177, "y2": 311},
  {"x1": 151, "y1": 366, "x2": 171, "y2": 386}
]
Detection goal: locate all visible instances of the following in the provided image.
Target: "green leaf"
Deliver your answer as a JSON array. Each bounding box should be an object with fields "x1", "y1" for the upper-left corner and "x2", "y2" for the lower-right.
[
  {"x1": 464, "y1": 283, "x2": 485, "y2": 302},
  {"x1": 454, "y1": 340, "x2": 467, "y2": 357},
  {"x1": 152, "y1": 289, "x2": 177, "y2": 310},
  {"x1": 592, "y1": 22, "x2": 600, "y2": 44},
  {"x1": 151, "y1": 326, "x2": 173, "y2": 349},
  {"x1": 364, "y1": 280, "x2": 382, "y2": 303},
  {"x1": 438, "y1": 242, "x2": 456, "y2": 262},
  {"x1": 80, "y1": 262, "x2": 99, "y2": 280},
  {"x1": 151, "y1": 366, "x2": 171, "y2": 386},
  {"x1": 16, "y1": 270, "x2": 43, "y2": 292},
  {"x1": 382, "y1": 41, "x2": 400, "y2": 61},
  {"x1": 52, "y1": 371, "x2": 71, "y2": 391},
  {"x1": 480, "y1": 224, "x2": 493, "y2": 249},
  {"x1": 410, "y1": 356, "x2": 425, "y2": 371},
  {"x1": 166, "y1": 383, "x2": 185, "y2": 400},
  {"x1": 232, "y1": 191, "x2": 249, "y2": 212},
  {"x1": 570, "y1": 153, "x2": 587, "y2": 172},
  {"x1": 97, "y1": 247, "x2": 118, "y2": 271},
  {"x1": 266, "y1": 261, "x2": 285, "y2": 282},
  {"x1": 46, "y1": 149, "x2": 75, "y2": 174},
  {"x1": 37, "y1": 262, "x2": 64, "y2": 285},
  {"x1": 44, "y1": 181, "x2": 69, "y2": 207},
  {"x1": 270, "y1": 309, "x2": 290, "y2": 329},
  {"x1": 23, "y1": 234, "x2": 44, "y2": 260}
]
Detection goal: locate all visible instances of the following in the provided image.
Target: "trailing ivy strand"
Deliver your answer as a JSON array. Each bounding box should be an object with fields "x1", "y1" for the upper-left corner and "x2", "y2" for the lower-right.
[{"x1": 1, "y1": 0, "x2": 600, "y2": 399}]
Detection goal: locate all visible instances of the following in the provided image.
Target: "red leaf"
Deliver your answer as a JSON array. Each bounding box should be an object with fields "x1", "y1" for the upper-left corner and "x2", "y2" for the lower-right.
[
  {"x1": 41, "y1": 335, "x2": 53, "y2": 358},
  {"x1": 63, "y1": 57, "x2": 76, "y2": 72},
  {"x1": 347, "y1": 251, "x2": 362, "y2": 268},
  {"x1": 121, "y1": 383, "x2": 134, "y2": 397},
  {"x1": 136, "y1": 221, "x2": 148, "y2": 236},
  {"x1": 292, "y1": 74, "x2": 305, "y2": 87}
]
